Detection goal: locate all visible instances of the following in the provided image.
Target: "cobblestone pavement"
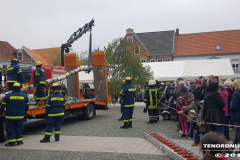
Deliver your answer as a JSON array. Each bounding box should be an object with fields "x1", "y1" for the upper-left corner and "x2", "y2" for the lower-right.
[
  {"x1": 0, "y1": 149, "x2": 171, "y2": 160},
  {"x1": 0, "y1": 102, "x2": 235, "y2": 160},
  {"x1": 23, "y1": 102, "x2": 235, "y2": 140}
]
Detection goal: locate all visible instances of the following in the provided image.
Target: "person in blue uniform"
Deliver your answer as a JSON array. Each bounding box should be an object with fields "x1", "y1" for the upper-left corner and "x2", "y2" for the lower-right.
[
  {"x1": 0, "y1": 83, "x2": 29, "y2": 146},
  {"x1": 120, "y1": 77, "x2": 135, "y2": 129},
  {"x1": 40, "y1": 83, "x2": 65, "y2": 143},
  {"x1": 33, "y1": 61, "x2": 47, "y2": 104},
  {"x1": 7, "y1": 59, "x2": 24, "y2": 91},
  {"x1": 118, "y1": 79, "x2": 126, "y2": 121}
]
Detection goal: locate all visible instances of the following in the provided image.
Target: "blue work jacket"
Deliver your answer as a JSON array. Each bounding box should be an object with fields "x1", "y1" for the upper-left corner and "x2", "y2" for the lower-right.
[
  {"x1": 1, "y1": 90, "x2": 29, "y2": 120},
  {"x1": 7, "y1": 62, "x2": 24, "y2": 83},
  {"x1": 34, "y1": 67, "x2": 46, "y2": 86},
  {"x1": 45, "y1": 92, "x2": 65, "y2": 117},
  {"x1": 120, "y1": 83, "x2": 135, "y2": 107}
]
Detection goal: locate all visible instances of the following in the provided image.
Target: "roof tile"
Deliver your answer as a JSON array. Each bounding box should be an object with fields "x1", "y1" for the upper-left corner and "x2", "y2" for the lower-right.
[{"x1": 175, "y1": 29, "x2": 240, "y2": 56}]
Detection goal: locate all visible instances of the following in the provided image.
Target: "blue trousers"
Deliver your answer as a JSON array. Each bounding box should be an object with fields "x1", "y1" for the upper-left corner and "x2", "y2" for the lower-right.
[
  {"x1": 208, "y1": 124, "x2": 224, "y2": 136},
  {"x1": 120, "y1": 103, "x2": 124, "y2": 117},
  {"x1": 44, "y1": 116, "x2": 64, "y2": 141},
  {"x1": 123, "y1": 107, "x2": 134, "y2": 122},
  {"x1": 187, "y1": 122, "x2": 193, "y2": 138},
  {"x1": 36, "y1": 85, "x2": 46, "y2": 103},
  {"x1": 5, "y1": 119, "x2": 24, "y2": 144}
]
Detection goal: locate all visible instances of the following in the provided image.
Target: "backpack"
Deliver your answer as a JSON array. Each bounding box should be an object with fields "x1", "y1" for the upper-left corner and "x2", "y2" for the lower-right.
[{"x1": 180, "y1": 91, "x2": 188, "y2": 101}]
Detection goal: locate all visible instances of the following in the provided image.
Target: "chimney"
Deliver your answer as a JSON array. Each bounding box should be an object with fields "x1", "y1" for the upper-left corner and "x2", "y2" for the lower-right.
[
  {"x1": 126, "y1": 28, "x2": 134, "y2": 34},
  {"x1": 176, "y1": 28, "x2": 179, "y2": 36}
]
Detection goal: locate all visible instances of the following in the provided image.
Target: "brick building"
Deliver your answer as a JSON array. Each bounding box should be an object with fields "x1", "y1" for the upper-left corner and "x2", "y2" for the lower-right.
[{"x1": 123, "y1": 28, "x2": 175, "y2": 62}]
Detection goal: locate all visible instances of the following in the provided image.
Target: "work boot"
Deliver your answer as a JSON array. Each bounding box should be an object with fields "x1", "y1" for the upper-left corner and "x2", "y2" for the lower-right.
[
  {"x1": 128, "y1": 121, "x2": 132, "y2": 128},
  {"x1": 157, "y1": 117, "x2": 159, "y2": 121},
  {"x1": 55, "y1": 139, "x2": 60, "y2": 142},
  {"x1": 118, "y1": 116, "x2": 123, "y2": 121},
  {"x1": 5, "y1": 143, "x2": 16, "y2": 147},
  {"x1": 154, "y1": 120, "x2": 157, "y2": 123},
  {"x1": 120, "y1": 122, "x2": 128, "y2": 129},
  {"x1": 17, "y1": 141, "x2": 24, "y2": 145},
  {"x1": 40, "y1": 139, "x2": 50, "y2": 143},
  {"x1": 147, "y1": 120, "x2": 153, "y2": 124}
]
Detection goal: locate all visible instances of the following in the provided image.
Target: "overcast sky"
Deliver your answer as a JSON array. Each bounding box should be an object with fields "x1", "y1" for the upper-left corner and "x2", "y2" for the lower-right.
[{"x1": 1, "y1": 0, "x2": 240, "y2": 54}]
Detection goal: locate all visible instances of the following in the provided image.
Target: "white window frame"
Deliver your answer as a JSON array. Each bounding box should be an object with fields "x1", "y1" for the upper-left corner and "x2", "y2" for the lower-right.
[
  {"x1": 134, "y1": 46, "x2": 140, "y2": 55},
  {"x1": 127, "y1": 36, "x2": 133, "y2": 44},
  {"x1": 157, "y1": 59, "x2": 163, "y2": 62},
  {"x1": 165, "y1": 58, "x2": 170, "y2": 62},
  {"x1": 150, "y1": 59, "x2": 155, "y2": 62},
  {"x1": 141, "y1": 59, "x2": 146, "y2": 63},
  {"x1": 216, "y1": 45, "x2": 221, "y2": 51},
  {"x1": 17, "y1": 51, "x2": 23, "y2": 61},
  {"x1": 232, "y1": 59, "x2": 239, "y2": 71}
]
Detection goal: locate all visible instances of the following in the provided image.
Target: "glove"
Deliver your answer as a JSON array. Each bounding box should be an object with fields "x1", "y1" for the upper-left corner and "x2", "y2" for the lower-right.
[
  {"x1": 33, "y1": 83, "x2": 36, "y2": 87},
  {"x1": 143, "y1": 107, "x2": 147, "y2": 113}
]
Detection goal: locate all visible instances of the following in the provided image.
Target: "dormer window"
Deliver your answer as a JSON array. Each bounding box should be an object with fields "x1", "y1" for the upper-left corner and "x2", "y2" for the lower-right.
[
  {"x1": 127, "y1": 36, "x2": 133, "y2": 44},
  {"x1": 216, "y1": 45, "x2": 221, "y2": 51},
  {"x1": 17, "y1": 51, "x2": 23, "y2": 61}
]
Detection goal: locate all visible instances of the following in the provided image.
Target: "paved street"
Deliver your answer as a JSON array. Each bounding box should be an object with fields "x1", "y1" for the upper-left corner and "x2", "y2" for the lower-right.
[{"x1": 0, "y1": 102, "x2": 236, "y2": 160}]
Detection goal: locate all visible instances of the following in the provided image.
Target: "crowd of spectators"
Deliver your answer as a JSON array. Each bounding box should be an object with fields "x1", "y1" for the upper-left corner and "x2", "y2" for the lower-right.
[{"x1": 159, "y1": 76, "x2": 240, "y2": 153}]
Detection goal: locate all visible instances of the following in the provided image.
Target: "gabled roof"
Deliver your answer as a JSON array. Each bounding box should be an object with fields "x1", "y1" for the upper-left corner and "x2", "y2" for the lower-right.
[
  {"x1": 32, "y1": 48, "x2": 60, "y2": 65},
  {"x1": 175, "y1": 29, "x2": 240, "y2": 56},
  {"x1": 0, "y1": 41, "x2": 16, "y2": 60},
  {"x1": 0, "y1": 41, "x2": 31, "y2": 62},
  {"x1": 23, "y1": 47, "x2": 49, "y2": 65},
  {"x1": 135, "y1": 30, "x2": 175, "y2": 55}
]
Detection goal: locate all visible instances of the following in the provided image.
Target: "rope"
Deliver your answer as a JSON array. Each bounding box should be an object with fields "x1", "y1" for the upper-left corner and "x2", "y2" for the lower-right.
[{"x1": 159, "y1": 100, "x2": 240, "y2": 128}]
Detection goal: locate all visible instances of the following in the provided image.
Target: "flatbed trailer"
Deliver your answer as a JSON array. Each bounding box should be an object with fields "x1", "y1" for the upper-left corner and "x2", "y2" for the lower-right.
[{"x1": 0, "y1": 51, "x2": 110, "y2": 142}]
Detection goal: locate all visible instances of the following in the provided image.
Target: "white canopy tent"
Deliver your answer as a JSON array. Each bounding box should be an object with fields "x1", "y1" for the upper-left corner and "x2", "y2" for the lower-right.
[{"x1": 143, "y1": 59, "x2": 235, "y2": 81}]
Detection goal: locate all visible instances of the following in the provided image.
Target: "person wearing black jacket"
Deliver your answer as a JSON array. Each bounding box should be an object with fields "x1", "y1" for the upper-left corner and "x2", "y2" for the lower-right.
[
  {"x1": 193, "y1": 80, "x2": 202, "y2": 100},
  {"x1": 203, "y1": 79, "x2": 225, "y2": 135}
]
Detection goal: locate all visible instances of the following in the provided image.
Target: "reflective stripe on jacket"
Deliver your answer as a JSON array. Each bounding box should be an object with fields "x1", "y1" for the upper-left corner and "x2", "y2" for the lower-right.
[
  {"x1": 0, "y1": 90, "x2": 29, "y2": 120},
  {"x1": 45, "y1": 92, "x2": 65, "y2": 117},
  {"x1": 7, "y1": 62, "x2": 24, "y2": 83},
  {"x1": 120, "y1": 83, "x2": 135, "y2": 107}
]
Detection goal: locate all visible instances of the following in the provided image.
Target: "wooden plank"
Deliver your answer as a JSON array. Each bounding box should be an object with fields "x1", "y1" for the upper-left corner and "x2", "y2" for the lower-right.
[
  {"x1": 93, "y1": 65, "x2": 107, "y2": 102},
  {"x1": 66, "y1": 67, "x2": 79, "y2": 98}
]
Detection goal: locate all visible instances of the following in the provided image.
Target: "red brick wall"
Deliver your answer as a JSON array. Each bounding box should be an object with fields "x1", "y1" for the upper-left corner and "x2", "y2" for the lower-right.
[{"x1": 124, "y1": 33, "x2": 149, "y2": 62}]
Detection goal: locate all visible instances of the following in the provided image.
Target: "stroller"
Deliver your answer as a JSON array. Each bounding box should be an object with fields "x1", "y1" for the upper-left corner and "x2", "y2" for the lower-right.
[{"x1": 159, "y1": 96, "x2": 178, "y2": 120}]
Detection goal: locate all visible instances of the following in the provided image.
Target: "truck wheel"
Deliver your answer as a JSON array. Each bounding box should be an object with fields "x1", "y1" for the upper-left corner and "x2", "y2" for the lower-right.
[
  {"x1": 79, "y1": 104, "x2": 95, "y2": 120},
  {"x1": 0, "y1": 117, "x2": 7, "y2": 142}
]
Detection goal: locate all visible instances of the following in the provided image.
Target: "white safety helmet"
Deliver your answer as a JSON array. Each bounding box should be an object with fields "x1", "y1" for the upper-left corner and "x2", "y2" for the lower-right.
[{"x1": 148, "y1": 80, "x2": 156, "y2": 85}]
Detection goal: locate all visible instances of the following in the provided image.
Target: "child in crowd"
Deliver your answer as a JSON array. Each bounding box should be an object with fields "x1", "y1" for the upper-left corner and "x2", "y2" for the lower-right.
[
  {"x1": 189, "y1": 110, "x2": 200, "y2": 146},
  {"x1": 176, "y1": 96, "x2": 189, "y2": 137},
  {"x1": 197, "y1": 100, "x2": 209, "y2": 135},
  {"x1": 181, "y1": 93, "x2": 200, "y2": 139},
  {"x1": 201, "y1": 132, "x2": 228, "y2": 160}
]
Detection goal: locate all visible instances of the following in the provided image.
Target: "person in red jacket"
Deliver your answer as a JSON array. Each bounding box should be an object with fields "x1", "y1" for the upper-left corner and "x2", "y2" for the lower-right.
[{"x1": 176, "y1": 96, "x2": 189, "y2": 137}]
